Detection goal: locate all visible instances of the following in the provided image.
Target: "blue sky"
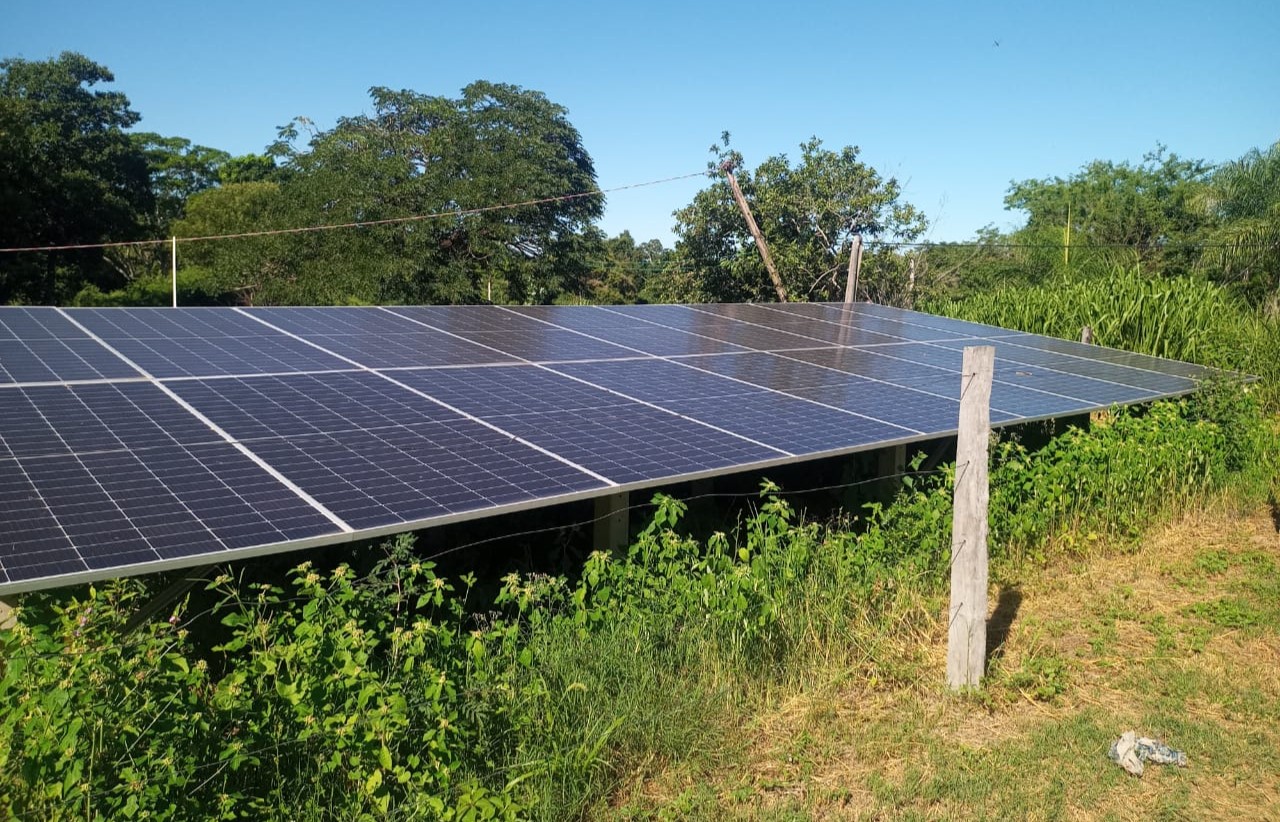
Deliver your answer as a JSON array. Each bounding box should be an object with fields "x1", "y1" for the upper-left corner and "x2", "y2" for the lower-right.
[{"x1": 4, "y1": 0, "x2": 1278, "y2": 246}]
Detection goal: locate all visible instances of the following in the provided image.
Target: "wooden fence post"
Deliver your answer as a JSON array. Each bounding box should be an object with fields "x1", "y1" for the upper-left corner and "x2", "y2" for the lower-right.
[
  {"x1": 907, "y1": 255, "x2": 917, "y2": 308},
  {"x1": 1081, "y1": 325, "x2": 1093, "y2": 345},
  {"x1": 844, "y1": 234, "x2": 863, "y2": 304},
  {"x1": 947, "y1": 345, "x2": 994, "y2": 690}
]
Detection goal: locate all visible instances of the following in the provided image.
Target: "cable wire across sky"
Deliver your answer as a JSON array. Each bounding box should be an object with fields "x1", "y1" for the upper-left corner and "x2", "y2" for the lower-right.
[{"x1": 1, "y1": 167, "x2": 1274, "y2": 256}]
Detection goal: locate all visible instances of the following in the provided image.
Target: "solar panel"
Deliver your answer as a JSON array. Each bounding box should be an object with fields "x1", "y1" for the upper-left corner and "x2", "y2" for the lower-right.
[
  {"x1": 0, "y1": 302, "x2": 1220, "y2": 593},
  {"x1": 72, "y1": 308, "x2": 353, "y2": 378}
]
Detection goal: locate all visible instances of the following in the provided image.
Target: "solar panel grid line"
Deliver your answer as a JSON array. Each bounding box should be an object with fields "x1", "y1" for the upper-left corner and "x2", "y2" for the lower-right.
[
  {"x1": 232, "y1": 308, "x2": 622, "y2": 486},
  {"x1": 760, "y1": 302, "x2": 1008, "y2": 339},
  {"x1": 776, "y1": 344, "x2": 1099, "y2": 414},
  {"x1": 872, "y1": 306, "x2": 1196, "y2": 383},
  {"x1": 0, "y1": 375, "x2": 154, "y2": 391},
  {"x1": 783, "y1": 342, "x2": 1119, "y2": 413},
  {"x1": 755, "y1": 303, "x2": 1035, "y2": 345},
  {"x1": 689, "y1": 302, "x2": 958, "y2": 349},
  {"x1": 0, "y1": 451, "x2": 81, "y2": 583},
  {"x1": 694, "y1": 304, "x2": 973, "y2": 345},
  {"x1": 909, "y1": 338, "x2": 1172, "y2": 402},
  {"x1": 586, "y1": 305, "x2": 996, "y2": 426},
  {"x1": 928, "y1": 336, "x2": 1205, "y2": 389},
  {"x1": 624, "y1": 307, "x2": 983, "y2": 404},
  {"x1": 740, "y1": 346, "x2": 1026, "y2": 417},
  {"x1": 52, "y1": 308, "x2": 355, "y2": 534},
  {"x1": 10, "y1": 392, "x2": 169, "y2": 572},
  {"x1": 776, "y1": 302, "x2": 1207, "y2": 387},
  {"x1": 498, "y1": 305, "x2": 929, "y2": 437},
  {"x1": 594, "y1": 304, "x2": 1201, "y2": 420},
  {"x1": 157, "y1": 367, "x2": 366, "y2": 383},
  {"x1": 686, "y1": 304, "x2": 1181, "y2": 410},
  {"x1": 378, "y1": 306, "x2": 795, "y2": 458}
]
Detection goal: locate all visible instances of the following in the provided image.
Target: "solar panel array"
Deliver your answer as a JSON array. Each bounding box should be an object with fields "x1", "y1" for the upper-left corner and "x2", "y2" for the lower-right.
[{"x1": 0, "y1": 302, "x2": 1213, "y2": 593}]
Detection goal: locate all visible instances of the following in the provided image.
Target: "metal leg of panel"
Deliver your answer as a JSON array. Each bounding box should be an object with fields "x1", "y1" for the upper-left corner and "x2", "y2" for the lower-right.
[
  {"x1": 878, "y1": 444, "x2": 908, "y2": 500},
  {"x1": 120, "y1": 565, "x2": 217, "y2": 635},
  {"x1": 593, "y1": 492, "x2": 630, "y2": 553}
]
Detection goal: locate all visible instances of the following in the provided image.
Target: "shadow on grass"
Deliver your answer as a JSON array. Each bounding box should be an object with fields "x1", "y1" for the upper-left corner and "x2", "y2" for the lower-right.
[{"x1": 986, "y1": 586, "x2": 1023, "y2": 667}]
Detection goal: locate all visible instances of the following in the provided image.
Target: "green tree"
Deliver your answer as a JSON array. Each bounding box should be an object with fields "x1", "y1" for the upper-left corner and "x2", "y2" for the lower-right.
[
  {"x1": 214, "y1": 81, "x2": 604, "y2": 305},
  {"x1": 565, "y1": 229, "x2": 670, "y2": 304},
  {"x1": 218, "y1": 152, "x2": 277, "y2": 185},
  {"x1": 1197, "y1": 139, "x2": 1280, "y2": 306},
  {"x1": 173, "y1": 181, "x2": 288, "y2": 304},
  {"x1": 659, "y1": 135, "x2": 926, "y2": 303},
  {"x1": 1003, "y1": 147, "x2": 1212, "y2": 278},
  {"x1": 0, "y1": 52, "x2": 153, "y2": 303},
  {"x1": 131, "y1": 133, "x2": 230, "y2": 227}
]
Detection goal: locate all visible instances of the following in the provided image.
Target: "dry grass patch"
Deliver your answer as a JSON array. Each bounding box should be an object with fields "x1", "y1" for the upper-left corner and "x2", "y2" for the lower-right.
[{"x1": 611, "y1": 505, "x2": 1280, "y2": 821}]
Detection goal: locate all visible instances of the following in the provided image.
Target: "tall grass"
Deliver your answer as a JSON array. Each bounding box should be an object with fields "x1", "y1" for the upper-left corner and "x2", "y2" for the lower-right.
[{"x1": 925, "y1": 265, "x2": 1280, "y2": 408}]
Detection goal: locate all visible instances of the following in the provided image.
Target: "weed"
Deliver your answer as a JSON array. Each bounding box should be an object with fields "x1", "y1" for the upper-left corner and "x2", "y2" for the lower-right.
[
  {"x1": 1187, "y1": 598, "x2": 1261, "y2": 629},
  {"x1": 1006, "y1": 649, "x2": 1071, "y2": 702}
]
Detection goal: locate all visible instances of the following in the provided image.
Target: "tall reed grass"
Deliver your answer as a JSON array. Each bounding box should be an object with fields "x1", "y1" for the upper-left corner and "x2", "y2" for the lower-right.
[{"x1": 926, "y1": 266, "x2": 1280, "y2": 409}]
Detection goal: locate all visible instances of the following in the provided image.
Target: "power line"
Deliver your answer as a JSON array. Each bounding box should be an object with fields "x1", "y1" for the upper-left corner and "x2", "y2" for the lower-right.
[
  {"x1": 867, "y1": 238, "x2": 1276, "y2": 251},
  {"x1": 3, "y1": 169, "x2": 1274, "y2": 256},
  {"x1": 0, "y1": 171, "x2": 707, "y2": 254}
]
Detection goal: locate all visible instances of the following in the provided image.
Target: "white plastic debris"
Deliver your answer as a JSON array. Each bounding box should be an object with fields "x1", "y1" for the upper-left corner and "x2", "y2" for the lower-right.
[{"x1": 1108, "y1": 730, "x2": 1189, "y2": 777}]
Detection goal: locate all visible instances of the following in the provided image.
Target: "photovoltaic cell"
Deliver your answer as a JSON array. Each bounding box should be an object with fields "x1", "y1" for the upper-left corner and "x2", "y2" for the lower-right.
[
  {"x1": 0, "y1": 307, "x2": 91, "y2": 340},
  {"x1": 391, "y1": 365, "x2": 785, "y2": 481},
  {"x1": 391, "y1": 365, "x2": 641, "y2": 417},
  {"x1": 0, "y1": 382, "x2": 230, "y2": 460},
  {"x1": 0, "y1": 307, "x2": 141, "y2": 384},
  {"x1": 447, "y1": 329, "x2": 638, "y2": 362},
  {"x1": 660, "y1": 392, "x2": 916, "y2": 455},
  {"x1": 0, "y1": 301, "x2": 1219, "y2": 594},
  {"x1": 488, "y1": 405, "x2": 782, "y2": 484},
  {"x1": 504, "y1": 309, "x2": 753, "y2": 355},
  {"x1": 388, "y1": 305, "x2": 553, "y2": 334},
  {"x1": 167, "y1": 371, "x2": 463, "y2": 441},
  {"x1": 992, "y1": 333, "x2": 1215, "y2": 379},
  {"x1": 315, "y1": 333, "x2": 516, "y2": 368},
  {"x1": 72, "y1": 308, "x2": 352, "y2": 377},
  {"x1": 552, "y1": 359, "x2": 763, "y2": 403},
  {"x1": 678, "y1": 352, "x2": 862, "y2": 393},
  {"x1": 76, "y1": 308, "x2": 282, "y2": 339},
  {"x1": 0, "y1": 340, "x2": 135, "y2": 384},
  {"x1": 250, "y1": 307, "x2": 432, "y2": 336},
  {"x1": 246, "y1": 421, "x2": 607, "y2": 529},
  {"x1": 928, "y1": 338, "x2": 1199, "y2": 395},
  {"x1": 689, "y1": 304, "x2": 914, "y2": 345},
  {"x1": 506, "y1": 305, "x2": 665, "y2": 332},
  {"x1": 0, "y1": 442, "x2": 338, "y2": 584}
]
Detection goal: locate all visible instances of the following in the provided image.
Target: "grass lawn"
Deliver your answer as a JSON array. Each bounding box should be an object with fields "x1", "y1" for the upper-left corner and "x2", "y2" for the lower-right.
[{"x1": 608, "y1": 503, "x2": 1280, "y2": 820}]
